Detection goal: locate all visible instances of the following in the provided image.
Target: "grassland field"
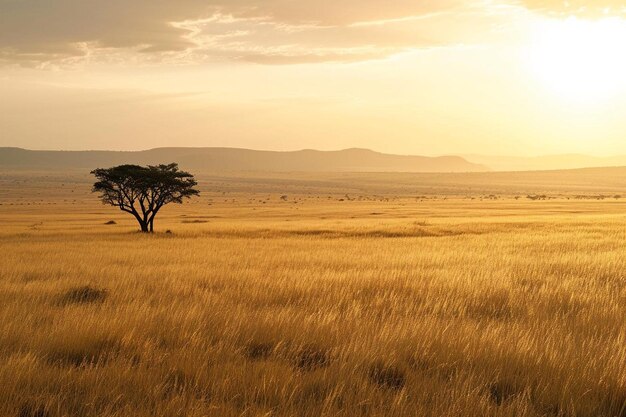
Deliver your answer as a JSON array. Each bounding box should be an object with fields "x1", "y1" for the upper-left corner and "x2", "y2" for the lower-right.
[{"x1": 2, "y1": 169, "x2": 626, "y2": 417}]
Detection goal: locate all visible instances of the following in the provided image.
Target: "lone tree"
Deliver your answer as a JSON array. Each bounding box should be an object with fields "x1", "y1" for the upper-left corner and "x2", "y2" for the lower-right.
[{"x1": 91, "y1": 163, "x2": 199, "y2": 232}]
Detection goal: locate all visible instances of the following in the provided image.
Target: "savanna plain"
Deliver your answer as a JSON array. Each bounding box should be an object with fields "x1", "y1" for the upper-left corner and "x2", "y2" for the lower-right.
[{"x1": 2, "y1": 169, "x2": 626, "y2": 417}]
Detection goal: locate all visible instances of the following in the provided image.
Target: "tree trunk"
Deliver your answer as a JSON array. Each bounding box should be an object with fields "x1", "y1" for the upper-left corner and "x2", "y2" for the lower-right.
[
  {"x1": 148, "y1": 205, "x2": 161, "y2": 233},
  {"x1": 139, "y1": 221, "x2": 149, "y2": 233}
]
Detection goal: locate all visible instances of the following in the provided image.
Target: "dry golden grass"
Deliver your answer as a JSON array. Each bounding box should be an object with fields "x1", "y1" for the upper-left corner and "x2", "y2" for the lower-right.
[{"x1": 2, "y1": 170, "x2": 626, "y2": 416}]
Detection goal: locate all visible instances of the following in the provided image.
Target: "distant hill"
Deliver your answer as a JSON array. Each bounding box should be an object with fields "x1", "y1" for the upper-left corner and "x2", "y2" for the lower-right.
[
  {"x1": 0, "y1": 147, "x2": 488, "y2": 173},
  {"x1": 464, "y1": 154, "x2": 626, "y2": 172}
]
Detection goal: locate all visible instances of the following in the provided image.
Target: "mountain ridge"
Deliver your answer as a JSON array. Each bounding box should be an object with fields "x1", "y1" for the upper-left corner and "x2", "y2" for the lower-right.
[
  {"x1": 0, "y1": 147, "x2": 487, "y2": 173},
  {"x1": 464, "y1": 153, "x2": 626, "y2": 172}
]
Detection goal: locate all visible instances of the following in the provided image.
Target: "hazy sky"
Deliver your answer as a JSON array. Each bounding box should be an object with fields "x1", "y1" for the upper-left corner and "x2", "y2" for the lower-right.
[{"x1": 2, "y1": 0, "x2": 626, "y2": 156}]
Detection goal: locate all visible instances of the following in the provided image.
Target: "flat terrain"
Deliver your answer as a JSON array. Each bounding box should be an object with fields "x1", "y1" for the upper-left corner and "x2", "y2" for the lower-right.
[{"x1": 2, "y1": 170, "x2": 626, "y2": 416}]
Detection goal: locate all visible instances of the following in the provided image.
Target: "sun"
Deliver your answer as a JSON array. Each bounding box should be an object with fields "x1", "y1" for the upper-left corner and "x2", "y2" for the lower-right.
[{"x1": 527, "y1": 17, "x2": 626, "y2": 101}]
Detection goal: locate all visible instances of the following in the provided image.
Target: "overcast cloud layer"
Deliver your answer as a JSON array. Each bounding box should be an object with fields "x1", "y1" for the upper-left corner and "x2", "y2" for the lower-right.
[{"x1": 0, "y1": 0, "x2": 623, "y2": 66}]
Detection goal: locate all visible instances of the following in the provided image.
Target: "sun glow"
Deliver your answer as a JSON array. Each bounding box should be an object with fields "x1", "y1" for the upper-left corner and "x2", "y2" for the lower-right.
[{"x1": 528, "y1": 17, "x2": 626, "y2": 101}]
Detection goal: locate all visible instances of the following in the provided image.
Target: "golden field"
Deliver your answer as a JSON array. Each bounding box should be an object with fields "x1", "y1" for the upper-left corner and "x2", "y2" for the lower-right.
[{"x1": 2, "y1": 170, "x2": 626, "y2": 417}]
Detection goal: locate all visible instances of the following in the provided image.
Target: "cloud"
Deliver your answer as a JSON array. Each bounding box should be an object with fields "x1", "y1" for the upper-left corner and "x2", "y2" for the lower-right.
[
  {"x1": 0, "y1": 0, "x2": 503, "y2": 66},
  {"x1": 0, "y1": 0, "x2": 208, "y2": 63},
  {"x1": 520, "y1": 0, "x2": 626, "y2": 17}
]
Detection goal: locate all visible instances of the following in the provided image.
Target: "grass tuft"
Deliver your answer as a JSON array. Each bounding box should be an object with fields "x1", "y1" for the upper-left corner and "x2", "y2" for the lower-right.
[
  {"x1": 368, "y1": 363, "x2": 406, "y2": 391},
  {"x1": 488, "y1": 381, "x2": 518, "y2": 405},
  {"x1": 58, "y1": 286, "x2": 107, "y2": 306},
  {"x1": 45, "y1": 337, "x2": 118, "y2": 367},
  {"x1": 163, "y1": 369, "x2": 191, "y2": 397},
  {"x1": 244, "y1": 341, "x2": 275, "y2": 360},
  {"x1": 17, "y1": 404, "x2": 50, "y2": 417},
  {"x1": 294, "y1": 345, "x2": 331, "y2": 372}
]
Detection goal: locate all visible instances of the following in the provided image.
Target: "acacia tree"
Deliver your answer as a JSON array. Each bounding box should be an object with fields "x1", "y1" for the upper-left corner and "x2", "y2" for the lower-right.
[{"x1": 91, "y1": 163, "x2": 199, "y2": 232}]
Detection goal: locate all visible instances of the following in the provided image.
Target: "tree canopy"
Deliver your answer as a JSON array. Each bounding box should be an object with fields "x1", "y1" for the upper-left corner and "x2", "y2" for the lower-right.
[{"x1": 91, "y1": 163, "x2": 199, "y2": 232}]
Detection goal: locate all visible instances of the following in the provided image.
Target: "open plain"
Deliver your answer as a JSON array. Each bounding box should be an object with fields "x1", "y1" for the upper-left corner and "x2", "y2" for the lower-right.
[{"x1": 2, "y1": 169, "x2": 626, "y2": 417}]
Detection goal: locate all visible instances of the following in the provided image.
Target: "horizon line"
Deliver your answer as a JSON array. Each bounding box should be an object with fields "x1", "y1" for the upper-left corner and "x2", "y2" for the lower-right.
[{"x1": 2, "y1": 146, "x2": 626, "y2": 160}]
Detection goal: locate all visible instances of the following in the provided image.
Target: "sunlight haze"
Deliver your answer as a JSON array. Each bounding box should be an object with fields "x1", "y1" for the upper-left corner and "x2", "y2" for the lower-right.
[
  {"x1": 5, "y1": 3, "x2": 626, "y2": 416},
  {"x1": 2, "y1": 0, "x2": 626, "y2": 156}
]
